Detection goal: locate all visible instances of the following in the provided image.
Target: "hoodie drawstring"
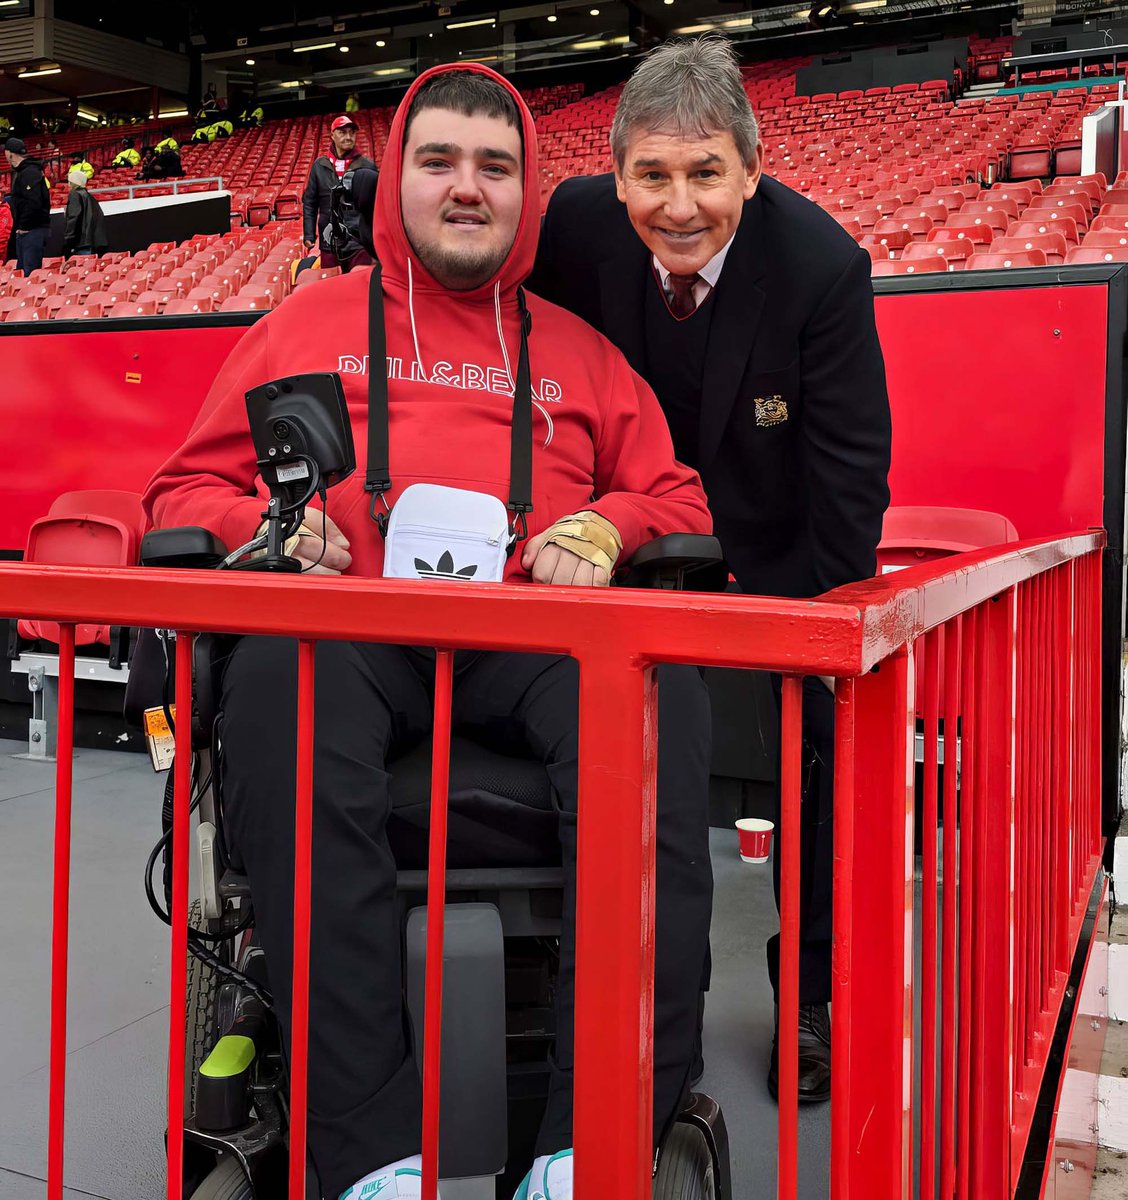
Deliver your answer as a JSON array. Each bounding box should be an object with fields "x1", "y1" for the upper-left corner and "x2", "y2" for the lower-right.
[{"x1": 406, "y1": 256, "x2": 427, "y2": 380}]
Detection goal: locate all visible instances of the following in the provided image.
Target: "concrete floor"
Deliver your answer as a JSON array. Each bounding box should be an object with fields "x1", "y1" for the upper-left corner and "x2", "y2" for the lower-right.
[{"x1": 0, "y1": 739, "x2": 828, "y2": 1200}]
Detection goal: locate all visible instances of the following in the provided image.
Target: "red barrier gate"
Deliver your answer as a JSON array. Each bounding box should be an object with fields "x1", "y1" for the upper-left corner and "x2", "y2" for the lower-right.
[{"x1": 0, "y1": 527, "x2": 1104, "y2": 1200}]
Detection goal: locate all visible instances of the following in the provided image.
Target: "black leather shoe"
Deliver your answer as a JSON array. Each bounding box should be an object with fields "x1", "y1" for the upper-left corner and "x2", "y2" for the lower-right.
[{"x1": 767, "y1": 1003, "x2": 831, "y2": 1104}]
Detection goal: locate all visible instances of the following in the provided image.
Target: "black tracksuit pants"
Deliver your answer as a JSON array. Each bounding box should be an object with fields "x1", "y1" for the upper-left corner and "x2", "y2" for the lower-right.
[
  {"x1": 220, "y1": 637, "x2": 714, "y2": 1199},
  {"x1": 764, "y1": 674, "x2": 835, "y2": 1007}
]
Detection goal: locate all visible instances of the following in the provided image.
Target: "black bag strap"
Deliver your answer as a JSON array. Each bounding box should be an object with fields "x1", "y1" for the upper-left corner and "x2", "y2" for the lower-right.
[
  {"x1": 364, "y1": 260, "x2": 391, "y2": 524},
  {"x1": 364, "y1": 259, "x2": 533, "y2": 541}
]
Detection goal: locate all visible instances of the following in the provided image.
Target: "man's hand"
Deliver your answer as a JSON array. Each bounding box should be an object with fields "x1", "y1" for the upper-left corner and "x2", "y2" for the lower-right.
[
  {"x1": 521, "y1": 529, "x2": 611, "y2": 587},
  {"x1": 286, "y1": 513, "x2": 352, "y2": 574},
  {"x1": 303, "y1": 241, "x2": 316, "y2": 257}
]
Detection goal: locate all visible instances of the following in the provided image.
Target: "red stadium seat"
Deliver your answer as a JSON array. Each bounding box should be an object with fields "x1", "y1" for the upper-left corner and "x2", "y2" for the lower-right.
[
  {"x1": 863, "y1": 228, "x2": 912, "y2": 256},
  {"x1": 962, "y1": 198, "x2": 1020, "y2": 220},
  {"x1": 992, "y1": 233, "x2": 1069, "y2": 265},
  {"x1": 1089, "y1": 214, "x2": 1128, "y2": 235},
  {"x1": 1008, "y1": 216, "x2": 1080, "y2": 245},
  {"x1": 879, "y1": 506, "x2": 1019, "y2": 570},
  {"x1": 1083, "y1": 229, "x2": 1128, "y2": 249},
  {"x1": 965, "y1": 249, "x2": 1048, "y2": 270},
  {"x1": 903, "y1": 240, "x2": 971, "y2": 268},
  {"x1": 871, "y1": 257, "x2": 947, "y2": 275},
  {"x1": 219, "y1": 293, "x2": 271, "y2": 311},
  {"x1": 927, "y1": 224, "x2": 995, "y2": 247},
  {"x1": 1010, "y1": 143, "x2": 1052, "y2": 179},
  {"x1": 1025, "y1": 198, "x2": 1090, "y2": 230},
  {"x1": 5, "y1": 306, "x2": 43, "y2": 321},
  {"x1": 18, "y1": 490, "x2": 144, "y2": 646},
  {"x1": 107, "y1": 299, "x2": 159, "y2": 317},
  {"x1": 1065, "y1": 244, "x2": 1128, "y2": 263},
  {"x1": 163, "y1": 297, "x2": 214, "y2": 315}
]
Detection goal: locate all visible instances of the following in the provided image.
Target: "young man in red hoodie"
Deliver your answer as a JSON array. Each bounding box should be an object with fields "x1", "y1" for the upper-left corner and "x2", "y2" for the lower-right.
[{"x1": 145, "y1": 65, "x2": 713, "y2": 1200}]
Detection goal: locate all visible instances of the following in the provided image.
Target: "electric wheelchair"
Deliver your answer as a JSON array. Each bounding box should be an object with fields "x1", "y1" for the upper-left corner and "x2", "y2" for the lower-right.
[{"x1": 131, "y1": 525, "x2": 732, "y2": 1200}]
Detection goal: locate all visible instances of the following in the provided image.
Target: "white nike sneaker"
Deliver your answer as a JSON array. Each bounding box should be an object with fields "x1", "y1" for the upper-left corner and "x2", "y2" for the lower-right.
[
  {"x1": 338, "y1": 1154, "x2": 437, "y2": 1199},
  {"x1": 512, "y1": 1149, "x2": 574, "y2": 1200}
]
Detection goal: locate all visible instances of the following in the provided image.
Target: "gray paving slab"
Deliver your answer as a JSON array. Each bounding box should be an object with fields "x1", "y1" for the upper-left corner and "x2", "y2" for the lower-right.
[
  {"x1": 0, "y1": 738, "x2": 823, "y2": 1199},
  {"x1": 0, "y1": 1168, "x2": 116, "y2": 1200},
  {"x1": 0, "y1": 743, "x2": 169, "y2": 1087},
  {"x1": 0, "y1": 1009, "x2": 168, "y2": 1200},
  {"x1": 702, "y1": 827, "x2": 831, "y2": 1200}
]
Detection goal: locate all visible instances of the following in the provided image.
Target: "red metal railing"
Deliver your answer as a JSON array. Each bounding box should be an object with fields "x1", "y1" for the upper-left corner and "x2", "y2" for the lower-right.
[
  {"x1": 827, "y1": 535, "x2": 1105, "y2": 1199},
  {"x1": 0, "y1": 528, "x2": 1104, "y2": 1200}
]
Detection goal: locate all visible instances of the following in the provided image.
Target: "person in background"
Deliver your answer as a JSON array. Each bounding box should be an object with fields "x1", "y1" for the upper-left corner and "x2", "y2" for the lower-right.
[
  {"x1": 301, "y1": 114, "x2": 376, "y2": 264},
  {"x1": 238, "y1": 101, "x2": 264, "y2": 129},
  {"x1": 530, "y1": 34, "x2": 891, "y2": 1105},
  {"x1": 62, "y1": 168, "x2": 108, "y2": 257},
  {"x1": 196, "y1": 86, "x2": 220, "y2": 128},
  {"x1": 111, "y1": 138, "x2": 140, "y2": 168},
  {"x1": 345, "y1": 91, "x2": 360, "y2": 114},
  {"x1": 3, "y1": 137, "x2": 50, "y2": 274},
  {"x1": 141, "y1": 138, "x2": 183, "y2": 180},
  {"x1": 70, "y1": 153, "x2": 94, "y2": 181},
  {"x1": 0, "y1": 192, "x2": 13, "y2": 264}
]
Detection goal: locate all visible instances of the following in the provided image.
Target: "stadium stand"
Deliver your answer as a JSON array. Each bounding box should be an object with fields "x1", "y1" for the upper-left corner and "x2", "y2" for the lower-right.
[
  {"x1": 2, "y1": 40, "x2": 1123, "y2": 305},
  {"x1": 0, "y1": 224, "x2": 307, "y2": 319}
]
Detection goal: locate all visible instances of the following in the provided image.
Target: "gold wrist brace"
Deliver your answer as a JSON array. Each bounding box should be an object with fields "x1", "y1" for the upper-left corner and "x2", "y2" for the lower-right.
[{"x1": 542, "y1": 510, "x2": 622, "y2": 575}]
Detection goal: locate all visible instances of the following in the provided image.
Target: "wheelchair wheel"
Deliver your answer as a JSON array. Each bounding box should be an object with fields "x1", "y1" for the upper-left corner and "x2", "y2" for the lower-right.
[
  {"x1": 189, "y1": 1155, "x2": 252, "y2": 1200},
  {"x1": 185, "y1": 899, "x2": 220, "y2": 1121},
  {"x1": 653, "y1": 1122, "x2": 715, "y2": 1199}
]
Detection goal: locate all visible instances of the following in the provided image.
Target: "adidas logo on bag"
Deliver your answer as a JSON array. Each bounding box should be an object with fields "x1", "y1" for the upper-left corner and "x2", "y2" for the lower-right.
[{"x1": 414, "y1": 550, "x2": 480, "y2": 581}]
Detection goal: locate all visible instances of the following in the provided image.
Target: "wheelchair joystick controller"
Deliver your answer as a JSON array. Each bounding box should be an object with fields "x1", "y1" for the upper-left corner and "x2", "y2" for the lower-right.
[{"x1": 239, "y1": 373, "x2": 357, "y2": 572}]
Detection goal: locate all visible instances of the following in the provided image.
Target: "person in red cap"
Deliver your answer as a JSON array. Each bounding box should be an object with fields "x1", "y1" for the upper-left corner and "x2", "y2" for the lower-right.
[{"x1": 302, "y1": 114, "x2": 376, "y2": 265}]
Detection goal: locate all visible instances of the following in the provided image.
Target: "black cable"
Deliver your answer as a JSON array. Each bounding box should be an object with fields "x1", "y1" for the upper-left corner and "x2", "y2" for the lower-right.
[
  {"x1": 300, "y1": 486, "x2": 330, "y2": 573},
  {"x1": 159, "y1": 630, "x2": 175, "y2": 736},
  {"x1": 275, "y1": 456, "x2": 320, "y2": 518},
  {"x1": 188, "y1": 938, "x2": 274, "y2": 1009}
]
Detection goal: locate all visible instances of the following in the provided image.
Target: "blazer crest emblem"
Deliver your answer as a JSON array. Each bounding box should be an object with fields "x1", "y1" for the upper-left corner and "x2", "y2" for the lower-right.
[{"x1": 755, "y1": 395, "x2": 788, "y2": 428}]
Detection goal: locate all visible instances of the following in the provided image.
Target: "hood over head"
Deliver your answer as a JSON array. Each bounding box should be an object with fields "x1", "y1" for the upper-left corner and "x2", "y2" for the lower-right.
[{"x1": 372, "y1": 62, "x2": 540, "y2": 300}]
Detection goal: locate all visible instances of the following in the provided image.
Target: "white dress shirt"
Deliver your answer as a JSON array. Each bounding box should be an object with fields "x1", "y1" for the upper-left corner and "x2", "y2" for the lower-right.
[{"x1": 654, "y1": 234, "x2": 737, "y2": 309}]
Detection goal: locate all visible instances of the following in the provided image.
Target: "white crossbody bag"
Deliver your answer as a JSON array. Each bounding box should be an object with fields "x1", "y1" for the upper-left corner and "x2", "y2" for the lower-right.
[{"x1": 363, "y1": 262, "x2": 533, "y2": 583}]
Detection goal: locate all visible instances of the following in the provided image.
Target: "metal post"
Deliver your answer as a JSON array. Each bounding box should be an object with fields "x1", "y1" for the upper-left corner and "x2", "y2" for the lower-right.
[
  {"x1": 27, "y1": 662, "x2": 58, "y2": 760},
  {"x1": 573, "y1": 650, "x2": 657, "y2": 1200},
  {"x1": 841, "y1": 648, "x2": 914, "y2": 1199},
  {"x1": 288, "y1": 639, "x2": 316, "y2": 1199},
  {"x1": 975, "y1": 589, "x2": 1016, "y2": 1194},
  {"x1": 422, "y1": 650, "x2": 454, "y2": 1200},
  {"x1": 46, "y1": 625, "x2": 75, "y2": 1200}
]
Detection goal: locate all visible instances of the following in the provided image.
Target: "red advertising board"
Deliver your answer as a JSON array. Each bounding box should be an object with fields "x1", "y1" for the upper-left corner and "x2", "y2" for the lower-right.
[
  {"x1": 1, "y1": 320, "x2": 253, "y2": 555},
  {"x1": 1, "y1": 280, "x2": 1121, "y2": 556},
  {"x1": 874, "y1": 281, "x2": 1112, "y2": 538}
]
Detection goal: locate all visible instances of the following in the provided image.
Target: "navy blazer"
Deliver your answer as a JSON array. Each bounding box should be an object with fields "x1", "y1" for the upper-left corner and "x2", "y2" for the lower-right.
[{"x1": 528, "y1": 172, "x2": 892, "y2": 600}]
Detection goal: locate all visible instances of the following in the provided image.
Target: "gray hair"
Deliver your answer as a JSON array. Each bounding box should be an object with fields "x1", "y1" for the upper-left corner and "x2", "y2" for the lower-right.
[{"x1": 610, "y1": 35, "x2": 760, "y2": 169}]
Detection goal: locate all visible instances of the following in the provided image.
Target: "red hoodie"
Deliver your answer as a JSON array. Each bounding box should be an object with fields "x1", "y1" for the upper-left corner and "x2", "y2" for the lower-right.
[{"x1": 143, "y1": 64, "x2": 710, "y2": 580}]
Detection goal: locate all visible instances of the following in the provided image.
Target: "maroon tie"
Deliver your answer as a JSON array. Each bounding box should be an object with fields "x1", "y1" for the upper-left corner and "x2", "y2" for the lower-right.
[{"x1": 667, "y1": 272, "x2": 700, "y2": 319}]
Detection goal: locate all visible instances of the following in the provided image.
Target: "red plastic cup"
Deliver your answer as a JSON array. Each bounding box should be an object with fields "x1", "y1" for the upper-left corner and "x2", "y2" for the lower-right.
[{"x1": 735, "y1": 818, "x2": 774, "y2": 864}]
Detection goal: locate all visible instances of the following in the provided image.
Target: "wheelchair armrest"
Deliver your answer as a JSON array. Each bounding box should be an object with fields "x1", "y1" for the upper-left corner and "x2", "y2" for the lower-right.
[
  {"x1": 140, "y1": 527, "x2": 229, "y2": 570},
  {"x1": 618, "y1": 534, "x2": 728, "y2": 593}
]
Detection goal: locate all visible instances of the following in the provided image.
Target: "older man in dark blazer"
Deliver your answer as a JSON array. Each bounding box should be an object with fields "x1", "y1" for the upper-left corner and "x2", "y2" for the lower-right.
[{"x1": 529, "y1": 34, "x2": 891, "y2": 1103}]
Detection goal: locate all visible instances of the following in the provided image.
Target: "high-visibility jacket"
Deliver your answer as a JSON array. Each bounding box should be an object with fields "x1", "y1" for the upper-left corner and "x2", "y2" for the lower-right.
[
  {"x1": 111, "y1": 147, "x2": 140, "y2": 167},
  {"x1": 72, "y1": 159, "x2": 94, "y2": 180},
  {"x1": 155, "y1": 137, "x2": 179, "y2": 154}
]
